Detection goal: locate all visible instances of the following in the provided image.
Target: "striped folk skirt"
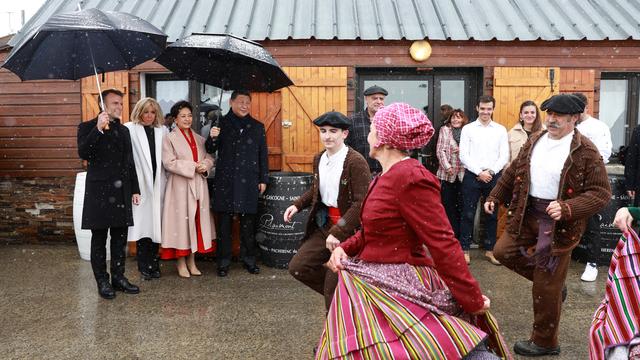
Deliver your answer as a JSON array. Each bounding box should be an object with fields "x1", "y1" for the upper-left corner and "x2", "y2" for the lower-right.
[
  {"x1": 589, "y1": 230, "x2": 640, "y2": 359},
  {"x1": 316, "y1": 259, "x2": 511, "y2": 359}
]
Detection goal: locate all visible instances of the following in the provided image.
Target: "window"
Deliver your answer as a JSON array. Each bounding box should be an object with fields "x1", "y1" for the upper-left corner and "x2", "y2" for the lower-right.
[
  {"x1": 357, "y1": 68, "x2": 481, "y2": 172},
  {"x1": 600, "y1": 73, "x2": 640, "y2": 153},
  {"x1": 145, "y1": 74, "x2": 231, "y2": 131}
]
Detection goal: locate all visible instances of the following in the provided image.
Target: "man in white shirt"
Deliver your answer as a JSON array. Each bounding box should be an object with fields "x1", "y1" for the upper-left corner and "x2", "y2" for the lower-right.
[
  {"x1": 484, "y1": 94, "x2": 611, "y2": 356},
  {"x1": 284, "y1": 112, "x2": 370, "y2": 310},
  {"x1": 573, "y1": 93, "x2": 613, "y2": 282},
  {"x1": 458, "y1": 95, "x2": 509, "y2": 265}
]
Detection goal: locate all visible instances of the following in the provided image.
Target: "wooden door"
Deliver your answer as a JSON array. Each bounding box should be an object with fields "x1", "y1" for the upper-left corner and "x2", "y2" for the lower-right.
[
  {"x1": 81, "y1": 71, "x2": 130, "y2": 122},
  {"x1": 492, "y1": 67, "x2": 560, "y2": 130},
  {"x1": 280, "y1": 67, "x2": 348, "y2": 172},
  {"x1": 560, "y1": 69, "x2": 597, "y2": 115},
  {"x1": 250, "y1": 92, "x2": 283, "y2": 171}
]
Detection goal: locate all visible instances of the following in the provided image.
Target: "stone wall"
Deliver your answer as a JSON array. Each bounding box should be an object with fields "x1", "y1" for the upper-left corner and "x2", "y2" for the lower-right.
[{"x1": 0, "y1": 177, "x2": 76, "y2": 244}]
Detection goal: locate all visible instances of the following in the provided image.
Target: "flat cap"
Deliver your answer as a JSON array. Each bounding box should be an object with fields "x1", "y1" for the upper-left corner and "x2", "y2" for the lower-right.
[
  {"x1": 363, "y1": 85, "x2": 388, "y2": 96},
  {"x1": 540, "y1": 94, "x2": 585, "y2": 115},
  {"x1": 313, "y1": 111, "x2": 351, "y2": 130}
]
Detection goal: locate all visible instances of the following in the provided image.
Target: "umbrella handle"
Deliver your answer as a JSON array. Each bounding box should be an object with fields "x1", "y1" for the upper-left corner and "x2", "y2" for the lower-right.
[{"x1": 86, "y1": 32, "x2": 109, "y2": 130}]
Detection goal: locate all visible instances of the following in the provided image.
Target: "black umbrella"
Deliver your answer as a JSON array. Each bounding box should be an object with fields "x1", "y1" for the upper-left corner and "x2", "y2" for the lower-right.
[
  {"x1": 2, "y1": 8, "x2": 167, "y2": 110},
  {"x1": 155, "y1": 33, "x2": 293, "y2": 93}
]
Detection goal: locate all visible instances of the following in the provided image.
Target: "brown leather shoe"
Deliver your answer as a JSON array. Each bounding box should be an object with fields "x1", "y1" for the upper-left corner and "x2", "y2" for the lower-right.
[{"x1": 485, "y1": 251, "x2": 501, "y2": 266}]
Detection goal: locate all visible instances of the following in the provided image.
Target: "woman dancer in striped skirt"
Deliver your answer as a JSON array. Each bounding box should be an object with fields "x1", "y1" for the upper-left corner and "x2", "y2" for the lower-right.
[
  {"x1": 589, "y1": 206, "x2": 640, "y2": 360},
  {"x1": 320, "y1": 103, "x2": 511, "y2": 360}
]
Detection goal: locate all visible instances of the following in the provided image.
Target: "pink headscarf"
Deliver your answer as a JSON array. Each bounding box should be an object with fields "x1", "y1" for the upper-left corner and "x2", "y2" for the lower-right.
[{"x1": 372, "y1": 103, "x2": 434, "y2": 151}]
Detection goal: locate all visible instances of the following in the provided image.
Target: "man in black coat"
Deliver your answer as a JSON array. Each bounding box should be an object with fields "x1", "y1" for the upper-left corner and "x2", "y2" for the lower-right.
[
  {"x1": 345, "y1": 85, "x2": 387, "y2": 174},
  {"x1": 77, "y1": 88, "x2": 141, "y2": 299},
  {"x1": 206, "y1": 90, "x2": 269, "y2": 277},
  {"x1": 625, "y1": 125, "x2": 640, "y2": 206}
]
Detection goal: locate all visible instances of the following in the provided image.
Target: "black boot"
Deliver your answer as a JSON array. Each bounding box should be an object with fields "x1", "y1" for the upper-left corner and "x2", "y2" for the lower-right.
[
  {"x1": 112, "y1": 277, "x2": 140, "y2": 294},
  {"x1": 244, "y1": 263, "x2": 260, "y2": 274},
  {"x1": 513, "y1": 340, "x2": 560, "y2": 356},
  {"x1": 137, "y1": 238, "x2": 154, "y2": 280},
  {"x1": 150, "y1": 242, "x2": 161, "y2": 278},
  {"x1": 97, "y1": 279, "x2": 115, "y2": 299}
]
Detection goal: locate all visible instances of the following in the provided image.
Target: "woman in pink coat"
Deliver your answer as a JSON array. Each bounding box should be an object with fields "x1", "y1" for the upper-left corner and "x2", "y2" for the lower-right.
[{"x1": 160, "y1": 101, "x2": 215, "y2": 277}]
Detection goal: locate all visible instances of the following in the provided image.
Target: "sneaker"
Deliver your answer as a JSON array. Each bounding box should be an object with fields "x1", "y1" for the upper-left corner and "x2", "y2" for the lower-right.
[
  {"x1": 581, "y1": 263, "x2": 598, "y2": 282},
  {"x1": 463, "y1": 251, "x2": 470, "y2": 264}
]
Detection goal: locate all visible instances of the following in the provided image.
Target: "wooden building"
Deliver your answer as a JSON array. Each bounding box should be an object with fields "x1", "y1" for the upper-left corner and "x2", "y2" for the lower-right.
[{"x1": 1, "y1": 0, "x2": 639, "y2": 242}]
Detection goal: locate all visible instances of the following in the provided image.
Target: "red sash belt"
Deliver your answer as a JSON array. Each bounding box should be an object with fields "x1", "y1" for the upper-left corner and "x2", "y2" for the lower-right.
[{"x1": 328, "y1": 207, "x2": 341, "y2": 225}]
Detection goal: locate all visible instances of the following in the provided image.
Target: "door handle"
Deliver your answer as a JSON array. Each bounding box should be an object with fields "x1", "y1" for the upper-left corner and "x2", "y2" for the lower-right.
[{"x1": 282, "y1": 120, "x2": 292, "y2": 128}]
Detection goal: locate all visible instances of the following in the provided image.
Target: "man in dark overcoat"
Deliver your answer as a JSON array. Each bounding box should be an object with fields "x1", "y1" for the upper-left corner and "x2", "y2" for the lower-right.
[
  {"x1": 77, "y1": 88, "x2": 141, "y2": 299},
  {"x1": 345, "y1": 85, "x2": 387, "y2": 174},
  {"x1": 206, "y1": 90, "x2": 269, "y2": 277}
]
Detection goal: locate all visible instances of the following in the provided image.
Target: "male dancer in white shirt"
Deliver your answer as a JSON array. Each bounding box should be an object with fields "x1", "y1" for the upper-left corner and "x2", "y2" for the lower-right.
[
  {"x1": 484, "y1": 94, "x2": 610, "y2": 356},
  {"x1": 284, "y1": 112, "x2": 370, "y2": 310}
]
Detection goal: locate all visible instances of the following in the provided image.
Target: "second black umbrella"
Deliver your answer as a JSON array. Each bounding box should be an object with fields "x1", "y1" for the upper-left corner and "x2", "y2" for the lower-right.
[{"x1": 155, "y1": 33, "x2": 293, "y2": 92}]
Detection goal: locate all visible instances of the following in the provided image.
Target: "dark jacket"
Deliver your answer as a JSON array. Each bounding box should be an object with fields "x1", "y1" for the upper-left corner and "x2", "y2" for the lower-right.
[
  {"x1": 625, "y1": 126, "x2": 640, "y2": 205},
  {"x1": 293, "y1": 147, "x2": 371, "y2": 242},
  {"x1": 487, "y1": 129, "x2": 611, "y2": 255},
  {"x1": 77, "y1": 118, "x2": 140, "y2": 229},
  {"x1": 346, "y1": 110, "x2": 382, "y2": 174},
  {"x1": 206, "y1": 111, "x2": 269, "y2": 214}
]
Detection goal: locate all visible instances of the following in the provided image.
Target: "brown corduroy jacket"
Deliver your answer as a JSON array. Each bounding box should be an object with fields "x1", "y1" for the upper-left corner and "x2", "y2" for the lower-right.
[
  {"x1": 293, "y1": 147, "x2": 371, "y2": 242},
  {"x1": 487, "y1": 129, "x2": 611, "y2": 255}
]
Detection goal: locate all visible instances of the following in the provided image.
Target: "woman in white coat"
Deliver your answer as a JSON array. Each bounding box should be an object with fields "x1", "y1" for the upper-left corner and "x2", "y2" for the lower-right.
[
  {"x1": 125, "y1": 98, "x2": 168, "y2": 280},
  {"x1": 161, "y1": 101, "x2": 215, "y2": 278}
]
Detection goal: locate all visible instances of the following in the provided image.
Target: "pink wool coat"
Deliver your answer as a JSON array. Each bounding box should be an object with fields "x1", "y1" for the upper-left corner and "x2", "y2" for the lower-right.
[{"x1": 161, "y1": 128, "x2": 215, "y2": 253}]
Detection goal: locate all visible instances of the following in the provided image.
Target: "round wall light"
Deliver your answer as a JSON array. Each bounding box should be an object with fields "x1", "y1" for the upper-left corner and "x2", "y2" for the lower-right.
[{"x1": 410, "y1": 40, "x2": 432, "y2": 62}]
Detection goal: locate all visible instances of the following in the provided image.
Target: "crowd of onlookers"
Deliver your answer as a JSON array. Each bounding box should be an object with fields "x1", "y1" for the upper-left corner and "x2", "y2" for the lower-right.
[
  {"x1": 77, "y1": 89, "x2": 269, "y2": 301},
  {"x1": 78, "y1": 84, "x2": 640, "y2": 358}
]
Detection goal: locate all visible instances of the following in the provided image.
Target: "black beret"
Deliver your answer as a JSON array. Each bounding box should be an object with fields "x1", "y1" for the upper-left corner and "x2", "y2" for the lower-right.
[
  {"x1": 363, "y1": 85, "x2": 388, "y2": 96},
  {"x1": 313, "y1": 111, "x2": 351, "y2": 130},
  {"x1": 540, "y1": 94, "x2": 585, "y2": 115}
]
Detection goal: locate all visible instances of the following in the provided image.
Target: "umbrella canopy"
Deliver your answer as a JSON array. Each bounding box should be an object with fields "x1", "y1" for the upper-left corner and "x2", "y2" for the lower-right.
[
  {"x1": 155, "y1": 33, "x2": 293, "y2": 92},
  {"x1": 2, "y1": 8, "x2": 167, "y2": 80}
]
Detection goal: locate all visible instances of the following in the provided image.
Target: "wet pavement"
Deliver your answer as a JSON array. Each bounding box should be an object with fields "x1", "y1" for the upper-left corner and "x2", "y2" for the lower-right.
[{"x1": 0, "y1": 245, "x2": 605, "y2": 359}]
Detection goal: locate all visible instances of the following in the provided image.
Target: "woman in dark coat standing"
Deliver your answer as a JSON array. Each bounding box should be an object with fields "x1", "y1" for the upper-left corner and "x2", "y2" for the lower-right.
[
  {"x1": 77, "y1": 88, "x2": 141, "y2": 299},
  {"x1": 205, "y1": 90, "x2": 269, "y2": 277}
]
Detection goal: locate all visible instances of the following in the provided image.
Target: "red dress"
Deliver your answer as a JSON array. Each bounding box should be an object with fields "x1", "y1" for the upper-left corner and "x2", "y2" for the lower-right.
[
  {"x1": 316, "y1": 158, "x2": 510, "y2": 359},
  {"x1": 160, "y1": 129, "x2": 214, "y2": 259},
  {"x1": 340, "y1": 158, "x2": 484, "y2": 312}
]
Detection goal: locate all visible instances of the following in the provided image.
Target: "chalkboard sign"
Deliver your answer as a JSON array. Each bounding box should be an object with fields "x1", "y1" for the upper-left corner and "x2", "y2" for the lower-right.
[{"x1": 573, "y1": 173, "x2": 632, "y2": 266}]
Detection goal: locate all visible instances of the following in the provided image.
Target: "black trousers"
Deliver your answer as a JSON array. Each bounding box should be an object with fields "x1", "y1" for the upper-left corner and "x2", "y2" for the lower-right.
[
  {"x1": 136, "y1": 237, "x2": 159, "y2": 273},
  {"x1": 216, "y1": 212, "x2": 257, "y2": 268},
  {"x1": 582, "y1": 214, "x2": 602, "y2": 264},
  {"x1": 90, "y1": 226, "x2": 127, "y2": 283},
  {"x1": 460, "y1": 170, "x2": 500, "y2": 251},
  {"x1": 441, "y1": 179, "x2": 463, "y2": 240}
]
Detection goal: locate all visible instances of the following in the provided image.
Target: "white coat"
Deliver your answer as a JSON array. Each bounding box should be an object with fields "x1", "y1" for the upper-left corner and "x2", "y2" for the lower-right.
[{"x1": 125, "y1": 122, "x2": 168, "y2": 244}]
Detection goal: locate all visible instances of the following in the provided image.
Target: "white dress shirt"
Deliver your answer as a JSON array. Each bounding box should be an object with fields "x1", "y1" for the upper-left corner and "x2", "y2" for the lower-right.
[
  {"x1": 529, "y1": 132, "x2": 574, "y2": 200},
  {"x1": 319, "y1": 145, "x2": 349, "y2": 207},
  {"x1": 459, "y1": 119, "x2": 509, "y2": 175},
  {"x1": 576, "y1": 116, "x2": 612, "y2": 164}
]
